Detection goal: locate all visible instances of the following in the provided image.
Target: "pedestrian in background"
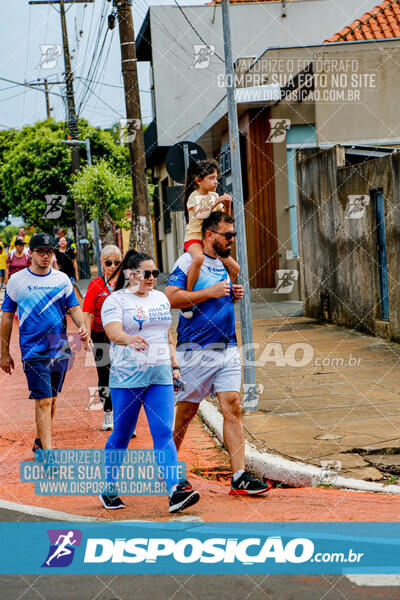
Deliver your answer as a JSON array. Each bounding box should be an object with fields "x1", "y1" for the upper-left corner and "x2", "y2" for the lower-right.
[
  {"x1": 5, "y1": 238, "x2": 31, "y2": 283},
  {"x1": 56, "y1": 228, "x2": 75, "y2": 250},
  {"x1": 55, "y1": 237, "x2": 79, "y2": 282},
  {"x1": 9, "y1": 227, "x2": 31, "y2": 251},
  {"x1": 83, "y1": 244, "x2": 122, "y2": 431}
]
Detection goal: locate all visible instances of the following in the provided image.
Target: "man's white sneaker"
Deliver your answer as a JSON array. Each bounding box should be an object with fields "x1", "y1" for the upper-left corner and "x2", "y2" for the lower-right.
[{"x1": 102, "y1": 411, "x2": 113, "y2": 431}]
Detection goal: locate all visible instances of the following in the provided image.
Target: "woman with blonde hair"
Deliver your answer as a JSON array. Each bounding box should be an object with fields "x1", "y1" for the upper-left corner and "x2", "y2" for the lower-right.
[{"x1": 83, "y1": 245, "x2": 122, "y2": 431}]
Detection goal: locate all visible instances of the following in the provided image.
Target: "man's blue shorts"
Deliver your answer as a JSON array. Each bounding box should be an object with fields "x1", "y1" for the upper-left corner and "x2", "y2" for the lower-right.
[{"x1": 22, "y1": 358, "x2": 69, "y2": 400}]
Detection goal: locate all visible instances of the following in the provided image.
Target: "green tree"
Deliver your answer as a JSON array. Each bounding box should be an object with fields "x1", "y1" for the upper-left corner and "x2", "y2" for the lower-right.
[
  {"x1": 69, "y1": 158, "x2": 132, "y2": 244},
  {"x1": 0, "y1": 224, "x2": 19, "y2": 246},
  {"x1": 0, "y1": 119, "x2": 130, "y2": 231}
]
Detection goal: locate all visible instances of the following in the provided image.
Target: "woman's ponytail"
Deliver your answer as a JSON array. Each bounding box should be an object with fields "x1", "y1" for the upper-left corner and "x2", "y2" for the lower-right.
[{"x1": 109, "y1": 249, "x2": 153, "y2": 291}]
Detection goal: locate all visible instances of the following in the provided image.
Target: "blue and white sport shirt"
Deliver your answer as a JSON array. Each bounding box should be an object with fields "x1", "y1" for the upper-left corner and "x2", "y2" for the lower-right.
[
  {"x1": 166, "y1": 253, "x2": 237, "y2": 350},
  {"x1": 1, "y1": 268, "x2": 80, "y2": 360}
]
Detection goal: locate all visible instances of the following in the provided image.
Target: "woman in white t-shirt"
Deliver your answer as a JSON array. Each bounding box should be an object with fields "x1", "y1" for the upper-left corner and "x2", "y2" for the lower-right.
[{"x1": 99, "y1": 250, "x2": 200, "y2": 514}]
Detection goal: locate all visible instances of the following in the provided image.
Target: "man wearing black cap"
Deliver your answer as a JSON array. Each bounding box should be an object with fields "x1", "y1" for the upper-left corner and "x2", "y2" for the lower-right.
[{"x1": 0, "y1": 233, "x2": 90, "y2": 451}]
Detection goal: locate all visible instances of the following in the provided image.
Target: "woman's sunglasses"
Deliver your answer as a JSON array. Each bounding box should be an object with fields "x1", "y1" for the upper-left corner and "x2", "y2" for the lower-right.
[
  {"x1": 134, "y1": 269, "x2": 160, "y2": 279},
  {"x1": 104, "y1": 260, "x2": 121, "y2": 267}
]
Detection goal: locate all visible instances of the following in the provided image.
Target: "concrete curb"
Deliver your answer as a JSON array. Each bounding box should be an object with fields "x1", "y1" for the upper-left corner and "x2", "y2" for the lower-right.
[
  {"x1": 198, "y1": 400, "x2": 400, "y2": 495},
  {"x1": 0, "y1": 499, "x2": 106, "y2": 521}
]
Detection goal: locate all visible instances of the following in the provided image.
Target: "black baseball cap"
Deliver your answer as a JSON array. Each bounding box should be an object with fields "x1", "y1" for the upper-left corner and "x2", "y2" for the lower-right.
[
  {"x1": 29, "y1": 233, "x2": 55, "y2": 250},
  {"x1": 15, "y1": 238, "x2": 25, "y2": 246}
]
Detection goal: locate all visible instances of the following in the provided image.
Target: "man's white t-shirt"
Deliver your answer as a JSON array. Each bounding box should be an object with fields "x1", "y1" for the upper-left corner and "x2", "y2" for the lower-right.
[{"x1": 101, "y1": 288, "x2": 173, "y2": 388}]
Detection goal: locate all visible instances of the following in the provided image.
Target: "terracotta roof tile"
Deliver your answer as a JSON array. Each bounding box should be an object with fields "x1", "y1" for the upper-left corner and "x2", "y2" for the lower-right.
[{"x1": 325, "y1": 0, "x2": 400, "y2": 42}]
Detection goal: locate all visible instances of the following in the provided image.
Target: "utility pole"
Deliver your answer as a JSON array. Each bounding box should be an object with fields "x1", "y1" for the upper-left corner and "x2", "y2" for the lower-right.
[
  {"x1": 44, "y1": 79, "x2": 51, "y2": 118},
  {"x1": 29, "y1": 0, "x2": 92, "y2": 279},
  {"x1": 27, "y1": 79, "x2": 51, "y2": 118},
  {"x1": 27, "y1": 78, "x2": 64, "y2": 119},
  {"x1": 221, "y1": 0, "x2": 258, "y2": 412},
  {"x1": 114, "y1": 0, "x2": 154, "y2": 255}
]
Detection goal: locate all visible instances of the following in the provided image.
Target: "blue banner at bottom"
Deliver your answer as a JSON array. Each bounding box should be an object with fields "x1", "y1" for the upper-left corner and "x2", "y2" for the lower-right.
[{"x1": 1, "y1": 522, "x2": 399, "y2": 574}]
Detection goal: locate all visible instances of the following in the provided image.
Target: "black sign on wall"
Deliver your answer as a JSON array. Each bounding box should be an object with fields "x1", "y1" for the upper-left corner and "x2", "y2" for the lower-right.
[{"x1": 167, "y1": 186, "x2": 185, "y2": 212}]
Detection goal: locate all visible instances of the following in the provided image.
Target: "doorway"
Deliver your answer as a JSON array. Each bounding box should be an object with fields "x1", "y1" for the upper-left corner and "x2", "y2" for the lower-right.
[{"x1": 374, "y1": 190, "x2": 389, "y2": 321}]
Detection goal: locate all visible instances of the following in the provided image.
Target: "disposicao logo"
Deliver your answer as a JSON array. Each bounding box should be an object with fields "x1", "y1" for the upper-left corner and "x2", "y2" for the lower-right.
[
  {"x1": 83, "y1": 536, "x2": 315, "y2": 564},
  {"x1": 42, "y1": 529, "x2": 82, "y2": 568}
]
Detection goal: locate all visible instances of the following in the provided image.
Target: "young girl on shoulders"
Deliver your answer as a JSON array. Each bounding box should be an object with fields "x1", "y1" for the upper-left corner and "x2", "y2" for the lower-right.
[{"x1": 182, "y1": 159, "x2": 240, "y2": 314}]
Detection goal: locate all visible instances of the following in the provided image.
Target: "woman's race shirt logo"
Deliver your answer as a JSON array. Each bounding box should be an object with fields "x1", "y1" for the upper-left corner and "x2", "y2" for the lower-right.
[{"x1": 133, "y1": 306, "x2": 146, "y2": 331}]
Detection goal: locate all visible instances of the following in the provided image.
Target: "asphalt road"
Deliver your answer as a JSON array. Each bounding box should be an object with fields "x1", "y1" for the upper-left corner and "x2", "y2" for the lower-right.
[{"x1": 1, "y1": 572, "x2": 399, "y2": 599}]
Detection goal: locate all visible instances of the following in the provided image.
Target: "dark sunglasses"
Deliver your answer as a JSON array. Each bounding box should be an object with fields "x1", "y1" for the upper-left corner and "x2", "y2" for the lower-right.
[
  {"x1": 209, "y1": 229, "x2": 237, "y2": 241},
  {"x1": 135, "y1": 269, "x2": 160, "y2": 279},
  {"x1": 104, "y1": 260, "x2": 121, "y2": 267},
  {"x1": 33, "y1": 248, "x2": 54, "y2": 256}
]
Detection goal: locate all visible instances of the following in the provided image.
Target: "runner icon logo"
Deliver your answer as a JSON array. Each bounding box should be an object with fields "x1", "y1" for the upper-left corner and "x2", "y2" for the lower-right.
[
  {"x1": 191, "y1": 45, "x2": 215, "y2": 69},
  {"x1": 42, "y1": 529, "x2": 82, "y2": 568}
]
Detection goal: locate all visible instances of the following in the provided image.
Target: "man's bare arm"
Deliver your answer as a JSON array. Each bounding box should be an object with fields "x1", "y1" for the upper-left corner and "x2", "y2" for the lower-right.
[
  {"x1": 68, "y1": 305, "x2": 85, "y2": 328},
  {"x1": 83, "y1": 311, "x2": 94, "y2": 332},
  {"x1": 165, "y1": 281, "x2": 230, "y2": 309},
  {"x1": 68, "y1": 305, "x2": 92, "y2": 349},
  {"x1": 0, "y1": 311, "x2": 15, "y2": 374}
]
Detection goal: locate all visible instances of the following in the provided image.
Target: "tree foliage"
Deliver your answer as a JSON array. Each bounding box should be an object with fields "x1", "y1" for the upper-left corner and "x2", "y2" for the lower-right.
[
  {"x1": 0, "y1": 119, "x2": 130, "y2": 231},
  {"x1": 69, "y1": 158, "x2": 132, "y2": 226},
  {"x1": 0, "y1": 224, "x2": 19, "y2": 245}
]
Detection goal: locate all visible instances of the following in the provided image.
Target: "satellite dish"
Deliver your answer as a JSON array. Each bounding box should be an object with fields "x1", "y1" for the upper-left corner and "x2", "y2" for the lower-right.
[{"x1": 165, "y1": 141, "x2": 206, "y2": 184}]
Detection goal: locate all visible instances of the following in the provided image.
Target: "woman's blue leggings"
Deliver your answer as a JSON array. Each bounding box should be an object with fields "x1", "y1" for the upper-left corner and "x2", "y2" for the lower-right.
[{"x1": 105, "y1": 385, "x2": 178, "y2": 491}]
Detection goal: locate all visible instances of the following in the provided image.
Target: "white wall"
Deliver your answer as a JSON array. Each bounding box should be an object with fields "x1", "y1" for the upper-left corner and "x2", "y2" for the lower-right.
[{"x1": 150, "y1": 0, "x2": 376, "y2": 146}]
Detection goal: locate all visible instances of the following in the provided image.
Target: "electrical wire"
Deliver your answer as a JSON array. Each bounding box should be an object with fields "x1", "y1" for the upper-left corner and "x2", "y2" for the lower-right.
[
  {"x1": 77, "y1": 27, "x2": 110, "y2": 114},
  {"x1": 84, "y1": 30, "x2": 118, "y2": 117},
  {"x1": 76, "y1": 0, "x2": 109, "y2": 111},
  {"x1": 173, "y1": 0, "x2": 224, "y2": 62},
  {"x1": 0, "y1": 77, "x2": 65, "y2": 98},
  {"x1": 76, "y1": 0, "x2": 107, "y2": 106},
  {"x1": 0, "y1": 89, "x2": 30, "y2": 103},
  {"x1": 79, "y1": 0, "x2": 96, "y2": 73},
  {"x1": 76, "y1": 76, "x2": 151, "y2": 92}
]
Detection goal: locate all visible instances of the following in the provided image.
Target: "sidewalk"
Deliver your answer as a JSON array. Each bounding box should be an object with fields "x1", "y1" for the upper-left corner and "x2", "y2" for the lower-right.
[{"x1": 224, "y1": 315, "x2": 400, "y2": 485}]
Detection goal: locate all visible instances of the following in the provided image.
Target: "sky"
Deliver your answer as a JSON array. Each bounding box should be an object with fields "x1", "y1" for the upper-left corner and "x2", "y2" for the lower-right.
[{"x1": 0, "y1": 0, "x2": 204, "y2": 131}]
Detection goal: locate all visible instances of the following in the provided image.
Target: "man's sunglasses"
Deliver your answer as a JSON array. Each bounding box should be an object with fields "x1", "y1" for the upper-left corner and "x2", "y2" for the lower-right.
[
  {"x1": 33, "y1": 248, "x2": 54, "y2": 256},
  {"x1": 209, "y1": 230, "x2": 237, "y2": 241},
  {"x1": 135, "y1": 269, "x2": 160, "y2": 279},
  {"x1": 104, "y1": 260, "x2": 121, "y2": 267}
]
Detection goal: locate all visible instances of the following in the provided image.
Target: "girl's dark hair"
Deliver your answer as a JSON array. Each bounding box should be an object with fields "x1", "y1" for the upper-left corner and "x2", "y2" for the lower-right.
[
  {"x1": 183, "y1": 158, "x2": 219, "y2": 223},
  {"x1": 110, "y1": 249, "x2": 153, "y2": 291}
]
